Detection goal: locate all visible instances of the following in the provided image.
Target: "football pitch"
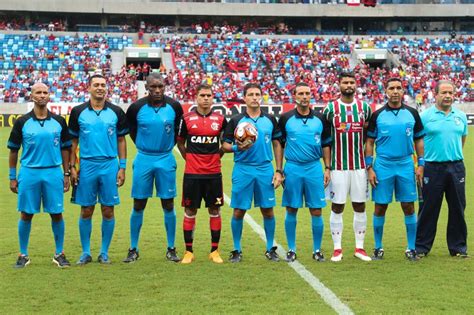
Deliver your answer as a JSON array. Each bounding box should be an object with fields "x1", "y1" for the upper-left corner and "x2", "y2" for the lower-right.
[{"x1": 0, "y1": 127, "x2": 472, "y2": 314}]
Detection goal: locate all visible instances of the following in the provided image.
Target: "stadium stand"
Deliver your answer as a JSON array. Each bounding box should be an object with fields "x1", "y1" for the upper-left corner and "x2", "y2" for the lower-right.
[{"x1": 0, "y1": 33, "x2": 472, "y2": 105}]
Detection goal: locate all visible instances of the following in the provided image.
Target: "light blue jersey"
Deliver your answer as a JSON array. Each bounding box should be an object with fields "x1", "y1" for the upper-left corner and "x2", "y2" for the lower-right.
[
  {"x1": 367, "y1": 104, "x2": 424, "y2": 160},
  {"x1": 68, "y1": 101, "x2": 129, "y2": 160},
  {"x1": 8, "y1": 110, "x2": 71, "y2": 167},
  {"x1": 421, "y1": 105, "x2": 468, "y2": 162}
]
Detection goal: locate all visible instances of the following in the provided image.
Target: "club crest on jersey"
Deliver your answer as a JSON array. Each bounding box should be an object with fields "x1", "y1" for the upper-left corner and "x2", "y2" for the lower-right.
[
  {"x1": 107, "y1": 126, "x2": 114, "y2": 136},
  {"x1": 265, "y1": 134, "x2": 270, "y2": 143},
  {"x1": 53, "y1": 132, "x2": 60, "y2": 146},
  {"x1": 191, "y1": 136, "x2": 218, "y2": 144},
  {"x1": 454, "y1": 116, "x2": 462, "y2": 126},
  {"x1": 314, "y1": 134, "x2": 321, "y2": 144},
  {"x1": 406, "y1": 127, "x2": 412, "y2": 137},
  {"x1": 211, "y1": 122, "x2": 220, "y2": 131},
  {"x1": 165, "y1": 122, "x2": 172, "y2": 134}
]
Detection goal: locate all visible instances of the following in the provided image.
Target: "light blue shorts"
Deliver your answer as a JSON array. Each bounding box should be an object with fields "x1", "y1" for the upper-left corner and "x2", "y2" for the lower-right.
[
  {"x1": 131, "y1": 152, "x2": 177, "y2": 199},
  {"x1": 18, "y1": 166, "x2": 64, "y2": 214},
  {"x1": 282, "y1": 160, "x2": 326, "y2": 209},
  {"x1": 74, "y1": 158, "x2": 120, "y2": 207},
  {"x1": 372, "y1": 157, "x2": 417, "y2": 204},
  {"x1": 230, "y1": 162, "x2": 275, "y2": 210}
]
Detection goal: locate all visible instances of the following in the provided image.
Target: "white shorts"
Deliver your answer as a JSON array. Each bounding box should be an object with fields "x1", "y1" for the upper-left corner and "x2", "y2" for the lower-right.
[{"x1": 325, "y1": 169, "x2": 369, "y2": 204}]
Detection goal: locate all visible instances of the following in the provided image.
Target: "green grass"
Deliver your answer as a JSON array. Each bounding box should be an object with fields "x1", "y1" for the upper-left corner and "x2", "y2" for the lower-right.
[{"x1": 0, "y1": 127, "x2": 472, "y2": 314}]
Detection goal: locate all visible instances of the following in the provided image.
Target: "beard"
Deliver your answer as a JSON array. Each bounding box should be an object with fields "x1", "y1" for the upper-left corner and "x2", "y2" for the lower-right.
[{"x1": 341, "y1": 89, "x2": 354, "y2": 97}]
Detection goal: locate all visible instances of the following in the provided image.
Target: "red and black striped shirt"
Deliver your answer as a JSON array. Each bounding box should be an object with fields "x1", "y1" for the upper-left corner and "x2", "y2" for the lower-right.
[{"x1": 177, "y1": 109, "x2": 227, "y2": 178}]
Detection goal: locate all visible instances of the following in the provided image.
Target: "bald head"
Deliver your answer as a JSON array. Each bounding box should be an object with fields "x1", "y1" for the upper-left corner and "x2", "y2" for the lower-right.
[
  {"x1": 30, "y1": 82, "x2": 50, "y2": 107},
  {"x1": 31, "y1": 82, "x2": 49, "y2": 93}
]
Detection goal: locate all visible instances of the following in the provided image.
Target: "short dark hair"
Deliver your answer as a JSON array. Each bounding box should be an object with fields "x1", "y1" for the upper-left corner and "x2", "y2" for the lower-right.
[
  {"x1": 434, "y1": 80, "x2": 455, "y2": 94},
  {"x1": 196, "y1": 83, "x2": 213, "y2": 94},
  {"x1": 146, "y1": 72, "x2": 164, "y2": 84},
  {"x1": 293, "y1": 82, "x2": 310, "y2": 94},
  {"x1": 88, "y1": 74, "x2": 106, "y2": 85},
  {"x1": 243, "y1": 83, "x2": 262, "y2": 96},
  {"x1": 385, "y1": 77, "x2": 402, "y2": 88},
  {"x1": 339, "y1": 71, "x2": 355, "y2": 81}
]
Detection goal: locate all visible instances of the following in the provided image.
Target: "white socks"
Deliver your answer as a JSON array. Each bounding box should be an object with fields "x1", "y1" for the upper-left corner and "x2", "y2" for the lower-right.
[
  {"x1": 353, "y1": 211, "x2": 367, "y2": 249},
  {"x1": 330, "y1": 211, "x2": 343, "y2": 250},
  {"x1": 330, "y1": 211, "x2": 367, "y2": 249}
]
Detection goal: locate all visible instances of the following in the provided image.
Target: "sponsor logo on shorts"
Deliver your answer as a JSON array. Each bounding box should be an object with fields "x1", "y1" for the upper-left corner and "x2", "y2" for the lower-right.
[
  {"x1": 460, "y1": 177, "x2": 465, "y2": 183},
  {"x1": 423, "y1": 177, "x2": 429, "y2": 185},
  {"x1": 268, "y1": 198, "x2": 275, "y2": 201},
  {"x1": 216, "y1": 197, "x2": 223, "y2": 205}
]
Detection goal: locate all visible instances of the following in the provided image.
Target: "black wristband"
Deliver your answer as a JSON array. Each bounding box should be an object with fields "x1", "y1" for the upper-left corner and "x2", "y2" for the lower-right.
[
  {"x1": 325, "y1": 165, "x2": 332, "y2": 171},
  {"x1": 275, "y1": 169, "x2": 284, "y2": 175}
]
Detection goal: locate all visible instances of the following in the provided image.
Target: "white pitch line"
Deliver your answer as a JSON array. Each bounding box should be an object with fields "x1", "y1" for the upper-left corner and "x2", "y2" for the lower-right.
[
  {"x1": 223, "y1": 193, "x2": 354, "y2": 315},
  {"x1": 173, "y1": 147, "x2": 353, "y2": 314}
]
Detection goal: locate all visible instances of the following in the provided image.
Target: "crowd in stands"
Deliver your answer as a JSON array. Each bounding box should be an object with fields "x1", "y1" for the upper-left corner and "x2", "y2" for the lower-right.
[
  {"x1": 0, "y1": 33, "x2": 134, "y2": 103},
  {"x1": 150, "y1": 35, "x2": 473, "y2": 105},
  {"x1": 0, "y1": 17, "x2": 67, "y2": 31},
  {"x1": 0, "y1": 32, "x2": 472, "y2": 105}
]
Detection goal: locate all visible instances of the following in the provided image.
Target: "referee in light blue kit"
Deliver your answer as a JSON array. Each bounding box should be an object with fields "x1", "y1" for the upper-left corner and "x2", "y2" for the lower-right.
[
  {"x1": 8, "y1": 83, "x2": 72, "y2": 268},
  {"x1": 365, "y1": 77, "x2": 425, "y2": 261},
  {"x1": 416, "y1": 80, "x2": 469, "y2": 258},
  {"x1": 69, "y1": 74, "x2": 129, "y2": 265},
  {"x1": 222, "y1": 83, "x2": 284, "y2": 263},
  {"x1": 122, "y1": 73, "x2": 183, "y2": 263},
  {"x1": 279, "y1": 82, "x2": 332, "y2": 263}
]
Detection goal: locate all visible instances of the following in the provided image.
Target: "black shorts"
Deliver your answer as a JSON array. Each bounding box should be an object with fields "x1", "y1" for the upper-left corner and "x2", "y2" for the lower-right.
[{"x1": 182, "y1": 175, "x2": 224, "y2": 209}]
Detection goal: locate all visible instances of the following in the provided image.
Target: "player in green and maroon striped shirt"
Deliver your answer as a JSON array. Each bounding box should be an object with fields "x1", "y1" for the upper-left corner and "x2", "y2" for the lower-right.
[{"x1": 322, "y1": 71, "x2": 372, "y2": 262}]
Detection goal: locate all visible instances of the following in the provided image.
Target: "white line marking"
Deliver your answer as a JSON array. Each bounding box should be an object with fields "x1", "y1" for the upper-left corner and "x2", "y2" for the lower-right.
[
  {"x1": 223, "y1": 194, "x2": 354, "y2": 315},
  {"x1": 173, "y1": 147, "x2": 353, "y2": 314}
]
